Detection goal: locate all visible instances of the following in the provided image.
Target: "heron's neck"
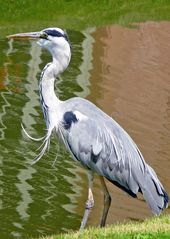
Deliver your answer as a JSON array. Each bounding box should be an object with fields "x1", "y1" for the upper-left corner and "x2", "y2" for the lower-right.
[
  {"x1": 39, "y1": 55, "x2": 69, "y2": 108},
  {"x1": 39, "y1": 62, "x2": 59, "y2": 109}
]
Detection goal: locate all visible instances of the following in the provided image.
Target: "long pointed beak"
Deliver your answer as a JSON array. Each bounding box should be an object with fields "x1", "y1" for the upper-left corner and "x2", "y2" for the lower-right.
[{"x1": 7, "y1": 31, "x2": 41, "y2": 40}]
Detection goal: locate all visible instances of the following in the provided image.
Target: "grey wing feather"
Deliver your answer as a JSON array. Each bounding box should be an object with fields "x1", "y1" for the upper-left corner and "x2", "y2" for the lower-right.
[
  {"x1": 61, "y1": 119, "x2": 103, "y2": 169},
  {"x1": 61, "y1": 117, "x2": 142, "y2": 191}
]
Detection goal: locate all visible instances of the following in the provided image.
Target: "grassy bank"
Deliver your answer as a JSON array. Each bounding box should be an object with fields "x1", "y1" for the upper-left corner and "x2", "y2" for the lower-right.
[
  {"x1": 1, "y1": 0, "x2": 170, "y2": 36},
  {"x1": 39, "y1": 215, "x2": 170, "y2": 239}
]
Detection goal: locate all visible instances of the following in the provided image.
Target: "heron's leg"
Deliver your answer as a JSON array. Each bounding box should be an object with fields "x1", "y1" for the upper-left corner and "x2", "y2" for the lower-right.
[
  {"x1": 80, "y1": 171, "x2": 94, "y2": 230},
  {"x1": 99, "y1": 176, "x2": 111, "y2": 227}
]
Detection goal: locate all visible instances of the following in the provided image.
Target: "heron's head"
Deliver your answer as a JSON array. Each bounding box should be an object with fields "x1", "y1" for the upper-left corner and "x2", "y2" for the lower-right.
[{"x1": 7, "y1": 27, "x2": 71, "y2": 63}]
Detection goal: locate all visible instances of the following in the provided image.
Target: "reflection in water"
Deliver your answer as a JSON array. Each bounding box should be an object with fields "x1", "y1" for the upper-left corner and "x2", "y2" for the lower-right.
[
  {"x1": 0, "y1": 39, "x2": 14, "y2": 224},
  {"x1": 0, "y1": 92, "x2": 11, "y2": 140},
  {"x1": 16, "y1": 42, "x2": 41, "y2": 225},
  {"x1": 0, "y1": 30, "x2": 91, "y2": 238},
  {"x1": 76, "y1": 28, "x2": 96, "y2": 98},
  {"x1": 0, "y1": 39, "x2": 13, "y2": 140},
  {"x1": 22, "y1": 42, "x2": 42, "y2": 130}
]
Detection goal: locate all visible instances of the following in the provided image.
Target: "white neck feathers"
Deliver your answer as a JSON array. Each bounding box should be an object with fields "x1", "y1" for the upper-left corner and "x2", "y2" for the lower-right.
[{"x1": 39, "y1": 45, "x2": 71, "y2": 108}]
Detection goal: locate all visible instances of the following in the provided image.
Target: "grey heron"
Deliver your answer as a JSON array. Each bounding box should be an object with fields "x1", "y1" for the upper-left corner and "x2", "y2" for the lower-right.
[{"x1": 8, "y1": 28, "x2": 169, "y2": 230}]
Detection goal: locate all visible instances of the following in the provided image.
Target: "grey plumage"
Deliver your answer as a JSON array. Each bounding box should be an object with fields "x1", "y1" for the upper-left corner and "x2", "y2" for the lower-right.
[{"x1": 60, "y1": 97, "x2": 168, "y2": 214}]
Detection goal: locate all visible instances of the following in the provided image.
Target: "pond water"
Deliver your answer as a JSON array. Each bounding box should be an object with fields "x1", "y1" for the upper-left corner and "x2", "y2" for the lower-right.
[{"x1": 0, "y1": 22, "x2": 170, "y2": 238}]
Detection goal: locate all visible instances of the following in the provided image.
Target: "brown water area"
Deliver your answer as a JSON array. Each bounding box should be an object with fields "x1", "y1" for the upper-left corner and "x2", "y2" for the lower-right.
[{"x1": 79, "y1": 22, "x2": 170, "y2": 226}]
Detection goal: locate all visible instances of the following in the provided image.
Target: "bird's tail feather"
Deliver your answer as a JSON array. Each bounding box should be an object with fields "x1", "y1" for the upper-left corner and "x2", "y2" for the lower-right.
[{"x1": 141, "y1": 165, "x2": 169, "y2": 215}]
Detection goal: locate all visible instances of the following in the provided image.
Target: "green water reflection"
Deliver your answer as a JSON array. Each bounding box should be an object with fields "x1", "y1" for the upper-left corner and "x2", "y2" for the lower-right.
[{"x1": 0, "y1": 29, "x2": 91, "y2": 238}]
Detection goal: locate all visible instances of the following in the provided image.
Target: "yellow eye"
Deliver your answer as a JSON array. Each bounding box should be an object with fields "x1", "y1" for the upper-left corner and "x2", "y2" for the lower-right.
[{"x1": 40, "y1": 32, "x2": 48, "y2": 39}]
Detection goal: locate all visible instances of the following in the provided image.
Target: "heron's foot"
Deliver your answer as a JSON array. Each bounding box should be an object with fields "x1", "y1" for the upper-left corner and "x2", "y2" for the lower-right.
[
  {"x1": 79, "y1": 199, "x2": 94, "y2": 230},
  {"x1": 86, "y1": 198, "x2": 94, "y2": 209}
]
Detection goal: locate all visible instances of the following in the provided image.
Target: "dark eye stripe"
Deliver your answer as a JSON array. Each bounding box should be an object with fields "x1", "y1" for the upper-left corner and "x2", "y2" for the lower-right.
[
  {"x1": 44, "y1": 29, "x2": 63, "y2": 37},
  {"x1": 44, "y1": 29, "x2": 69, "y2": 42}
]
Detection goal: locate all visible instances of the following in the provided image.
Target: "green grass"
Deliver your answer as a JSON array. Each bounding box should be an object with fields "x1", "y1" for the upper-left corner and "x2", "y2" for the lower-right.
[
  {"x1": 38, "y1": 214, "x2": 170, "y2": 239},
  {"x1": 1, "y1": 0, "x2": 170, "y2": 36}
]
